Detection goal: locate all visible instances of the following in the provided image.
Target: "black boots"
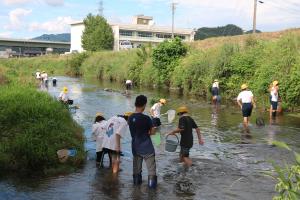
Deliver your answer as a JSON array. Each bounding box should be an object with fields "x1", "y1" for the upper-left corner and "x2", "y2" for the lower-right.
[
  {"x1": 148, "y1": 175, "x2": 157, "y2": 189},
  {"x1": 133, "y1": 174, "x2": 142, "y2": 185}
]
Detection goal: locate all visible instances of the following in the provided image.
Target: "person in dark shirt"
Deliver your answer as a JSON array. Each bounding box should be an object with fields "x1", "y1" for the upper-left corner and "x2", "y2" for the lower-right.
[
  {"x1": 167, "y1": 106, "x2": 204, "y2": 167},
  {"x1": 128, "y1": 95, "x2": 157, "y2": 188}
]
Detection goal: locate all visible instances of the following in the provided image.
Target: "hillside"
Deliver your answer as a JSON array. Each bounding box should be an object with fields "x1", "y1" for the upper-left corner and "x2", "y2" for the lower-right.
[
  {"x1": 190, "y1": 28, "x2": 300, "y2": 50},
  {"x1": 32, "y1": 33, "x2": 70, "y2": 42}
]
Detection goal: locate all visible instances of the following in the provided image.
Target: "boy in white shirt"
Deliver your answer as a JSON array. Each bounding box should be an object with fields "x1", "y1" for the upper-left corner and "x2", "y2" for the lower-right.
[
  {"x1": 237, "y1": 84, "x2": 256, "y2": 129},
  {"x1": 150, "y1": 98, "x2": 166, "y2": 127},
  {"x1": 102, "y1": 112, "x2": 133, "y2": 173},
  {"x1": 91, "y1": 113, "x2": 108, "y2": 167}
]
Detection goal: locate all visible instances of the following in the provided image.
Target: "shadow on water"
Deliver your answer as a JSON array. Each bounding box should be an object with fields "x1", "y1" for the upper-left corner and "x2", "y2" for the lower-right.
[{"x1": 1, "y1": 76, "x2": 300, "y2": 200}]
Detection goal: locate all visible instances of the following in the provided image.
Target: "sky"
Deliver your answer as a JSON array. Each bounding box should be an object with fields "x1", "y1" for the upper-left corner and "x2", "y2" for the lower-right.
[{"x1": 0, "y1": 0, "x2": 299, "y2": 39}]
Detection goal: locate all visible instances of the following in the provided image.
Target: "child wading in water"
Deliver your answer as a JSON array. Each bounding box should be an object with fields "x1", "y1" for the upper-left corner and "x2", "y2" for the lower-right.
[
  {"x1": 91, "y1": 112, "x2": 108, "y2": 167},
  {"x1": 167, "y1": 106, "x2": 204, "y2": 167}
]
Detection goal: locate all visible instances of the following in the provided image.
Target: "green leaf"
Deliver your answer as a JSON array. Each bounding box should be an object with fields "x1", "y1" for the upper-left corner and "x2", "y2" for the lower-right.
[{"x1": 294, "y1": 152, "x2": 300, "y2": 165}]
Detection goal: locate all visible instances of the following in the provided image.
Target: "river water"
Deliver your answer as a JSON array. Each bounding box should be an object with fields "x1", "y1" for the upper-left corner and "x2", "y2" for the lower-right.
[{"x1": 1, "y1": 76, "x2": 300, "y2": 200}]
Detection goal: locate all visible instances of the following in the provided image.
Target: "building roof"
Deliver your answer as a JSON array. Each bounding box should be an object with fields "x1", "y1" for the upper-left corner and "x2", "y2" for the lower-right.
[
  {"x1": 0, "y1": 37, "x2": 70, "y2": 45},
  {"x1": 70, "y1": 21, "x2": 194, "y2": 35}
]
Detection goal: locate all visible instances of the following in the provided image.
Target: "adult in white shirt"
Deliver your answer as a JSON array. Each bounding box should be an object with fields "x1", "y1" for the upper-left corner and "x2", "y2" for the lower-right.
[
  {"x1": 270, "y1": 80, "x2": 279, "y2": 118},
  {"x1": 102, "y1": 112, "x2": 132, "y2": 173},
  {"x1": 150, "y1": 98, "x2": 166, "y2": 127},
  {"x1": 91, "y1": 113, "x2": 107, "y2": 167},
  {"x1": 237, "y1": 84, "x2": 256, "y2": 129}
]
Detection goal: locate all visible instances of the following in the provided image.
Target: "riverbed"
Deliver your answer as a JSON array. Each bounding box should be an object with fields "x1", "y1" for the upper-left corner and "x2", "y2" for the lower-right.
[{"x1": 1, "y1": 76, "x2": 300, "y2": 200}]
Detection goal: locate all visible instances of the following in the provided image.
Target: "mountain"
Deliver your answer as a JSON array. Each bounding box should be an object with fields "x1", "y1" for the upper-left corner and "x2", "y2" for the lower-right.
[
  {"x1": 195, "y1": 24, "x2": 244, "y2": 40},
  {"x1": 32, "y1": 33, "x2": 70, "y2": 42}
]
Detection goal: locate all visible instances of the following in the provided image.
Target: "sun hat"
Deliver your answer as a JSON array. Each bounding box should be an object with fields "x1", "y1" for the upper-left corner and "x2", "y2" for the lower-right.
[
  {"x1": 273, "y1": 80, "x2": 279, "y2": 86},
  {"x1": 124, "y1": 112, "x2": 133, "y2": 117},
  {"x1": 241, "y1": 84, "x2": 248, "y2": 90},
  {"x1": 159, "y1": 99, "x2": 167, "y2": 105},
  {"x1": 177, "y1": 106, "x2": 189, "y2": 115},
  {"x1": 96, "y1": 112, "x2": 104, "y2": 117}
]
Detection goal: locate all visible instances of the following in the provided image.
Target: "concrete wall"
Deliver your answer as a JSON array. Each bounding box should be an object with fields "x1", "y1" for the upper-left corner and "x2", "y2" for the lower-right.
[{"x1": 70, "y1": 24, "x2": 85, "y2": 53}]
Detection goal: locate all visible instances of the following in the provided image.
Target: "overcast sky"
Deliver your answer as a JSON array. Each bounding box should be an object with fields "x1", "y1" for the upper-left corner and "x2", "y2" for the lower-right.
[{"x1": 0, "y1": 0, "x2": 299, "y2": 38}]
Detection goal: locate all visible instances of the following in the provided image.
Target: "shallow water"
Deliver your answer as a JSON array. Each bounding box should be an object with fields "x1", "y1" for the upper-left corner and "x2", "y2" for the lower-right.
[{"x1": 1, "y1": 76, "x2": 300, "y2": 200}]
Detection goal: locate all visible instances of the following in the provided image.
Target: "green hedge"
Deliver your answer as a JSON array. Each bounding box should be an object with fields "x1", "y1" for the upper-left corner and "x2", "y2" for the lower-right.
[{"x1": 0, "y1": 86, "x2": 85, "y2": 174}]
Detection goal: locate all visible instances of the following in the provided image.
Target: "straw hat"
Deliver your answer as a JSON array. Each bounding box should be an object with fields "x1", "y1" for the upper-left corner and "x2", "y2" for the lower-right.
[
  {"x1": 96, "y1": 112, "x2": 104, "y2": 117},
  {"x1": 159, "y1": 98, "x2": 167, "y2": 105},
  {"x1": 241, "y1": 84, "x2": 248, "y2": 90},
  {"x1": 124, "y1": 112, "x2": 133, "y2": 117},
  {"x1": 177, "y1": 106, "x2": 189, "y2": 114},
  {"x1": 273, "y1": 80, "x2": 279, "y2": 86},
  {"x1": 214, "y1": 79, "x2": 219, "y2": 82}
]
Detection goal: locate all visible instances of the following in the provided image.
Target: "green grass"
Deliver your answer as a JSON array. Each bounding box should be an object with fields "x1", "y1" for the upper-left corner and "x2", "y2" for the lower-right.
[{"x1": 0, "y1": 85, "x2": 85, "y2": 175}]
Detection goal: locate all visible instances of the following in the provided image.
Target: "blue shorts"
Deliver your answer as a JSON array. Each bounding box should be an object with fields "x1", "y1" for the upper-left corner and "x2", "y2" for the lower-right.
[
  {"x1": 271, "y1": 101, "x2": 278, "y2": 110},
  {"x1": 242, "y1": 103, "x2": 253, "y2": 117},
  {"x1": 212, "y1": 87, "x2": 219, "y2": 96},
  {"x1": 152, "y1": 117, "x2": 161, "y2": 127}
]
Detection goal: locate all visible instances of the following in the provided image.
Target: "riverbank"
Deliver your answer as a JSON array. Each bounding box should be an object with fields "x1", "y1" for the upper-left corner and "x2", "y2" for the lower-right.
[
  {"x1": 0, "y1": 63, "x2": 85, "y2": 176},
  {"x1": 1, "y1": 29, "x2": 300, "y2": 109}
]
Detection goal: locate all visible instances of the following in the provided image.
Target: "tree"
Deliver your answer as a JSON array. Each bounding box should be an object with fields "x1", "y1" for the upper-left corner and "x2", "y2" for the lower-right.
[
  {"x1": 152, "y1": 37, "x2": 187, "y2": 85},
  {"x1": 81, "y1": 14, "x2": 114, "y2": 51},
  {"x1": 195, "y1": 24, "x2": 244, "y2": 40}
]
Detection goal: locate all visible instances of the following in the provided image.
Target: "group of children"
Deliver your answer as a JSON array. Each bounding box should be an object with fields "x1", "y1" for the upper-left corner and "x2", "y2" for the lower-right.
[{"x1": 91, "y1": 94, "x2": 204, "y2": 189}]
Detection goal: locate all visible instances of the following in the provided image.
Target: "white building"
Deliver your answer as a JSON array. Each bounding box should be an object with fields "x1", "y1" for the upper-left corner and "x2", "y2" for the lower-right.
[{"x1": 70, "y1": 15, "x2": 195, "y2": 52}]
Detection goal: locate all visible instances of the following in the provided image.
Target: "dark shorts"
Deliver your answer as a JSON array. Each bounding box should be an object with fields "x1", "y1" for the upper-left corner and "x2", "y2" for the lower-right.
[
  {"x1": 180, "y1": 146, "x2": 191, "y2": 158},
  {"x1": 271, "y1": 101, "x2": 278, "y2": 110},
  {"x1": 212, "y1": 87, "x2": 219, "y2": 96},
  {"x1": 152, "y1": 117, "x2": 161, "y2": 127},
  {"x1": 242, "y1": 103, "x2": 253, "y2": 117},
  {"x1": 126, "y1": 83, "x2": 132, "y2": 90}
]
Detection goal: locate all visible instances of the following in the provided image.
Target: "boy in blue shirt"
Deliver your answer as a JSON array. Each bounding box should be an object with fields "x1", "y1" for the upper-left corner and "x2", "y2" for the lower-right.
[{"x1": 128, "y1": 95, "x2": 157, "y2": 188}]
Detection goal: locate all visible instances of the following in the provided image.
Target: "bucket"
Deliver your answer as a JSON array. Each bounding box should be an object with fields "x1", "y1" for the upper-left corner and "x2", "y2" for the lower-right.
[{"x1": 165, "y1": 134, "x2": 179, "y2": 152}]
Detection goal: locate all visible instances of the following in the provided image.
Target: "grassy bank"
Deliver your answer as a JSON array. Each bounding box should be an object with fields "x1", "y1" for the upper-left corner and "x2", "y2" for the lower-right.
[
  {"x1": 0, "y1": 58, "x2": 85, "y2": 175},
  {"x1": 1, "y1": 29, "x2": 300, "y2": 109},
  {"x1": 72, "y1": 29, "x2": 300, "y2": 108}
]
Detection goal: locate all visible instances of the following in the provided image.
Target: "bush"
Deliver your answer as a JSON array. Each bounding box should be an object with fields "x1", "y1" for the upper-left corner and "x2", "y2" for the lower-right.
[
  {"x1": 0, "y1": 86, "x2": 85, "y2": 174},
  {"x1": 152, "y1": 38, "x2": 187, "y2": 86},
  {"x1": 66, "y1": 52, "x2": 89, "y2": 76}
]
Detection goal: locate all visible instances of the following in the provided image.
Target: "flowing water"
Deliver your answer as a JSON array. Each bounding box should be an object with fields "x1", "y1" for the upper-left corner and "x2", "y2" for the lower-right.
[{"x1": 1, "y1": 76, "x2": 300, "y2": 200}]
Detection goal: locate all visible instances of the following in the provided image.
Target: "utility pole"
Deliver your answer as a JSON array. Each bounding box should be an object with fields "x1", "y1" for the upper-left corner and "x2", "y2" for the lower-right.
[
  {"x1": 253, "y1": 0, "x2": 264, "y2": 34},
  {"x1": 253, "y1": 0, "x2": 257, "y2": 34},
  {"x1": 171, "y1": 2, "x2": 178, "y2": 38},
  {"x1": 98, "y1": 0, "x2": 104, "y2": 16}
]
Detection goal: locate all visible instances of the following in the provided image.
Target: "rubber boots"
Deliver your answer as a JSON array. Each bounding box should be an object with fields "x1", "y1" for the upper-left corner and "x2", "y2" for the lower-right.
[
  {"x1": 148, "y1": 175, "x2": 157, "y2": 189},
  {"x1": 133, "y1": 174, "x2": 142, "y2": 185},
  {"x1": 272, "y1": 111, "x2": 277, "y2": 118}
]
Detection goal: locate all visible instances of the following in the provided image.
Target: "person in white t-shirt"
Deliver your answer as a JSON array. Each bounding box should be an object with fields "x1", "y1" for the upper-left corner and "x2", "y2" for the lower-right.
[
  {"x1": 237, "y1": 84, "x2": 256, "y2": 129},
  {"x1": 125, "y1": 79, "x2": 133, "y2": 90},
  {"x1": 211, "y1": 79, "x2": 220, "y2": 104},
  {"x1": 269, "y1": 80, "x2": 279, "y2": 118},
  {"x1": 91, "y1": 112, "x2": 108, "y2": 167},
  {"x1": 150, "y1": 98, "x2": 166, "y2": 127},
  {"x1": 102, "y1": 112, "x2": 133, "y2": 173}
]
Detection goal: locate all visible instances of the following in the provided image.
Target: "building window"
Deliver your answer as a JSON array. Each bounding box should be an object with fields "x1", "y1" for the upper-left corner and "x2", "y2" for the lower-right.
[
  {"x1": 138, "y1": 32, "x2": 153, "y2": 38},
  {"x1": 175, "y1": 35, "x2": 186, "y2": 40},
  {"x1": 155, "y1": 33, "x2": 172, "y2": 39},
  {"x1": 120, "y1": 30, "x2": 133, "y2": 36}
]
